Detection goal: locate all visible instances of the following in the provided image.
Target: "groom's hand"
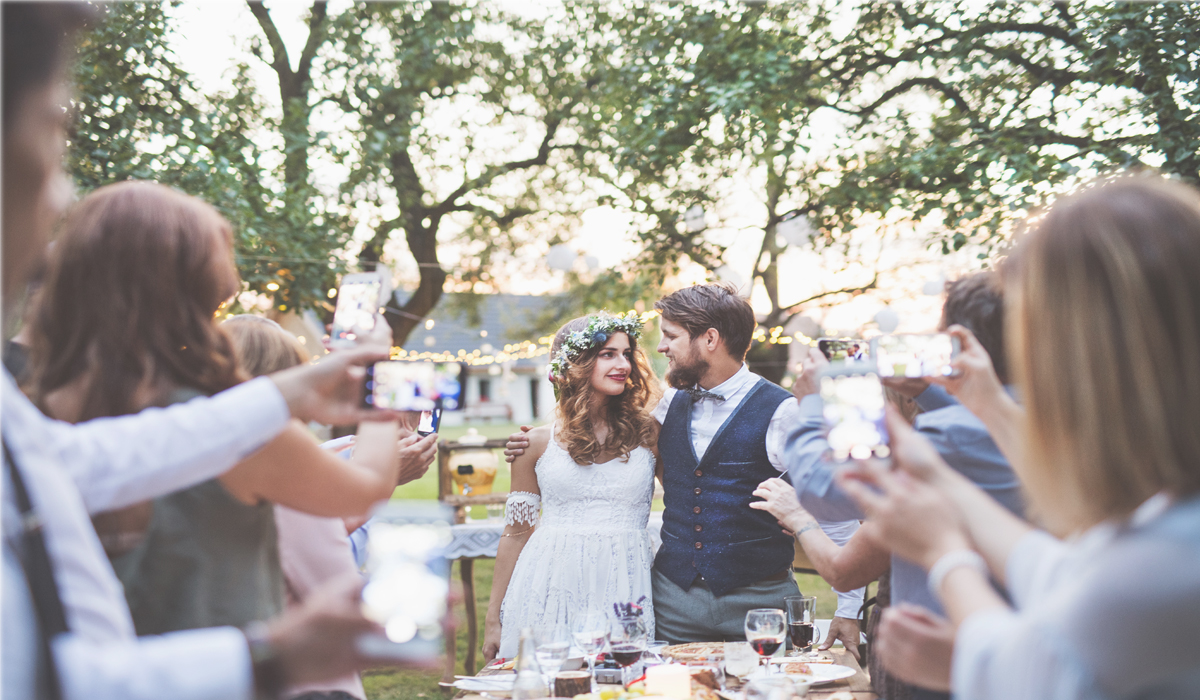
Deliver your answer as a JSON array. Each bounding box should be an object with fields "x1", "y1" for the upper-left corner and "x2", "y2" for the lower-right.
[
  {"x1": 821, "y1": 616, "x2": 863, "y2": 663},
  {"x1": 503, "y1": 426, "x2": 533, "y2": 463}
]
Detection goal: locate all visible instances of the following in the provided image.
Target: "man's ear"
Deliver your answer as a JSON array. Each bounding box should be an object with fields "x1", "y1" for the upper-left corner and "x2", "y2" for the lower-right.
[{"x1": 701, "y1": 327, "x2": 722, "y2": 353}]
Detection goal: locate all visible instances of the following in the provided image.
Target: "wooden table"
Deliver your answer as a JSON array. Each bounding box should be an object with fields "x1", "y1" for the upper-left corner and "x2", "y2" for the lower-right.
[{"x1": 448, "y1": 647, "x2": 875, "y2": 699}]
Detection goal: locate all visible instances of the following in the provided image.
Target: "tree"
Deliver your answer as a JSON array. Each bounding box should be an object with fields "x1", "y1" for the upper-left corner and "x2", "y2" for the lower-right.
[
  {"x1": 565, "y1": 3, "x2": 882, "y2": 381},
  {"x1": 69, "y1": 2, "x2": 349, "y2": 312},
  {"x1": 831, "y1": 2, "x2": 1200, "y2": 249}
]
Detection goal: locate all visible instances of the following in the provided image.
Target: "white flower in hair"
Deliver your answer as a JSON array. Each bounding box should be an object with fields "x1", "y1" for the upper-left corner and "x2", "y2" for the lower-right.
[{"x1": 548, "y1": 312, "x2": 643, "y2": 388}]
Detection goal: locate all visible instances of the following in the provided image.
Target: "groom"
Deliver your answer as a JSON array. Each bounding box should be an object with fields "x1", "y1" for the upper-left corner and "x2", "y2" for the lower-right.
[
  {"x1": 648, "y1": 283, "x2": 861, "y2": 648},
  {"x1": 506, "y1": 283, "x2": 864, "y2": 650}
]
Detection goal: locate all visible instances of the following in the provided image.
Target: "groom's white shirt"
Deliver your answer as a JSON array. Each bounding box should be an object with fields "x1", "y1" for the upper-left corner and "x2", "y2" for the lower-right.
[{"x1": 651, "y1": 363, "x2": 865, "y2": 619}]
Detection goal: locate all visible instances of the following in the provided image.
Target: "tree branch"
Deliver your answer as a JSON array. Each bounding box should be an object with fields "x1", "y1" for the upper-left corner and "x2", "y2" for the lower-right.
[
  {"x1": 429, "y1": 110, "x2": 568, "y2": 218},
  {"x1": 296, "y1": 2, "x2": 328, "y2": 81},
  {"x1": 849, "y1": 77, "x2": 974, "y2": 122},
  {"x1": 780, "y1": 273, "x2": 880, "y2": 313},
  {"x1": 246, "y1": 2, "x2": 292, "y2": 80}
]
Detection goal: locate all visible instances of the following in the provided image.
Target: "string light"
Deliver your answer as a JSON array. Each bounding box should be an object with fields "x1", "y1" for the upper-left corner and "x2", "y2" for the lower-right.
[{"x1": 383, "y1": 308, "x2": 808, "y2": 367}]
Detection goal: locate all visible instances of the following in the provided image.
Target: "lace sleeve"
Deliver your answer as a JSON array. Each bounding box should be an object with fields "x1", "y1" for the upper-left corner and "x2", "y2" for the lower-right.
[{"x1": 505, "y1": 491, "x2": 541, "y2": 527}]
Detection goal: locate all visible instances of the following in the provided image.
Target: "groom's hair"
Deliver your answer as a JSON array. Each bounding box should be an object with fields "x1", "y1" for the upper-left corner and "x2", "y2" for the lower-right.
[{"x1": 654, "y1": 282, "x2": 754, "y2": 361}]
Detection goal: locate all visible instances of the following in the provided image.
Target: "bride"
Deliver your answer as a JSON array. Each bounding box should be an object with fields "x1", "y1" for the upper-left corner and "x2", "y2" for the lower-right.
[{"x1": 484, "y1": 313, "x2": 661, "y2": 661}]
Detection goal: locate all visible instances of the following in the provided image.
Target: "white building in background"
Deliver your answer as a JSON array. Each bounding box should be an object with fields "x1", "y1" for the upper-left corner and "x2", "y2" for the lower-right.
[
  {"x1": 394, "y1": 293, "x2": 560, "y2": 427},
  {"x1": 275, "y1": 293, "x2": 563, "y2": 426}
]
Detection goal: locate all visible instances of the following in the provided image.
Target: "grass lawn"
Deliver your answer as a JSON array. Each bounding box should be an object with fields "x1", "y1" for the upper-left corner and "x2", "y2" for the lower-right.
[{"x1": 367, "y1": 422, "x2": 854, "y2": 699}]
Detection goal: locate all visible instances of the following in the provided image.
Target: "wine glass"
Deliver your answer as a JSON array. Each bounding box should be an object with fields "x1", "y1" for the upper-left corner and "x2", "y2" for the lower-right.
[
  {"x1": 571, "y1": 611, "x2": 609, "y2": 684},
  {"x1": 784, "y1": 596, "x2": 821, "y2": 657},
  {"x1": 533, "y1": 623, "x2": 571, "y2": 687},
  {"x1": 608, "y1": 615, "x2": 648, "y2": 688},
  {"x1": 744, "y1": 608, "x2": 786, "y2": 675}
]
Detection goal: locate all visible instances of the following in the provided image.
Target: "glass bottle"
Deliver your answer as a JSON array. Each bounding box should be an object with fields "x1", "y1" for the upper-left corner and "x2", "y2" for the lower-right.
[{"x1": 512, "y1": 628, "x2": 549, "y2": 699}]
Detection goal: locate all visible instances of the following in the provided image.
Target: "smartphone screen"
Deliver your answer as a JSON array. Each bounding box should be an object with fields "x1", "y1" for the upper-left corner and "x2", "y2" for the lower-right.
[
  {"x1": 417, "y1": 408, "x2": 441, "y2": 436},
  {"x1": 820, "y1": 369, "x2": 890, "y2": 461},
  {"x1": 817, "y1": 338, "x2": 869, "y2": 362},
  {"x1": 363, "y1": 361, "x2": 467, "y2": 411},
  {"x1": 356, "y1": 501, "x2": 453, "y2": 662},
  {"x1": 330, "y1": 276, "x2": 384, "y2": 346},
  {"x1": 871, "y1": 333, "x2": 959, "y2": 378}
]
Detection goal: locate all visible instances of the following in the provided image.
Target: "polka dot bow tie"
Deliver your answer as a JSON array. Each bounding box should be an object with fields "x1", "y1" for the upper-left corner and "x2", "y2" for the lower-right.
[{"x1": 685, "y1": 388, "x2": 726, "y2": 403}]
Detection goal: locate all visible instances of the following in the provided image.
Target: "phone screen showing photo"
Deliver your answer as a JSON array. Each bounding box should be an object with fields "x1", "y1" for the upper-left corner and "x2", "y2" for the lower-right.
[
  {"x1": 330, "y1": 279, "x2": 383, "y2": 344},
  {"x1": 817, "y1": 338, "x2": 869, "y2": 362},
  {"x1": 872, "y1": 333, "x2": 957, "y2": 378},
  {"x1": 417, "y1": 409, "x2": 440, "y2": 435},
  {"x1": 820, "y1": 371, "x2": 890, "y2": 462},
  {"x1": 364, "y1": 362, "x2": 467, "y2": 412},
  {"x1": 357, "y1": 501, "x2": 453, "y2": 662}
]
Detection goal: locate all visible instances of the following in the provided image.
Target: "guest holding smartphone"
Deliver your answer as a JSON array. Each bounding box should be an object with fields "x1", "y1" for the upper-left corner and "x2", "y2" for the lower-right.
[{"x1": 841, "y1": 175, "x2": 1200, "y2": 699}]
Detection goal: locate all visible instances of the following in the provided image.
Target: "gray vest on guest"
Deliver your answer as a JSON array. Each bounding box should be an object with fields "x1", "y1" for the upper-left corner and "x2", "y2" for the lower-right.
[
  {"x1": 111, "y1": 388, "x2": 284, "y2": 635},
  {"x1": 655, "y1": 378, "x2": 795, "y2": 596}
]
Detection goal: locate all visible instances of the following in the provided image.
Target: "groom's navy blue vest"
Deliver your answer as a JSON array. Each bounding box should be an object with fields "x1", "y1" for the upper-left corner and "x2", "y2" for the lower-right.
[{"x1": 654, "y1": 378, "x2": 795, "y2": 596}]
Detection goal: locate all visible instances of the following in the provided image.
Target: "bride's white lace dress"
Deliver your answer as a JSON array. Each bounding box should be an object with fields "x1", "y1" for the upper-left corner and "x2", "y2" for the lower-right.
[{"x1": 497, "y1": 433, "x2": 656, "y2": 658}]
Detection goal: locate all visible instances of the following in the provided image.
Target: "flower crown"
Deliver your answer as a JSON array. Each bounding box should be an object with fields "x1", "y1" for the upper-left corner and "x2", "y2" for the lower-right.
[{"x1": 548, "y1": 312, "x2": 643, "y2": 384}]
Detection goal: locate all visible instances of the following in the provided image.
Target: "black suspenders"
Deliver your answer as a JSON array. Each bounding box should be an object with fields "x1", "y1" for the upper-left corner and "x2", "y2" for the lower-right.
[{"x1": 4, "y1": 438, "x2": 67, "y2": 700}]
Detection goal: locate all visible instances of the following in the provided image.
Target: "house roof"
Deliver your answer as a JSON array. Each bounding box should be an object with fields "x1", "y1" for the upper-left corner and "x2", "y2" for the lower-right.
[{"x1": 394, "y1": 292, "x2": 563, "y2": 369}]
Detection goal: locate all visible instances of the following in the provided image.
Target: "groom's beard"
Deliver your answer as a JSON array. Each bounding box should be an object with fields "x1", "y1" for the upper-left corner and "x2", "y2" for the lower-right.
[{"x1": 666, "y1": 349, "x2": 709, "y2": 390}]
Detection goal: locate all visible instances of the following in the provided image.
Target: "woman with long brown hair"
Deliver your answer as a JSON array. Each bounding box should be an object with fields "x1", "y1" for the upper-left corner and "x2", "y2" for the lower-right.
[
  {"x1": 840, "y1": 174, "x2": 1200, "y2": 698},
  {"x1": 483, "y1": 313, "x2": 661, "y2": 661},
  {"x1": 28, "y1": 180, "x2": 420, "y2": 636}
]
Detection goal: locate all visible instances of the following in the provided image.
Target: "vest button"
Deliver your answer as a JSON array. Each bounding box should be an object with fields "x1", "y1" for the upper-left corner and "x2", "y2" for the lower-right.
[
  {"x1": 694, "y1": 542, "x2": 703, "y2": 550},
  {"x1": 695, "y1": 469, "x2": 703, "y2": 477},
  {"x1": 694, "y1": 487, "x2": 702, "y2": 495},
  {"x1": 693, "y1": 506, "x2": 701, "y2": 514},
  {"x1": 694, "y1": 524, "x2": 702, "y2": 532}
]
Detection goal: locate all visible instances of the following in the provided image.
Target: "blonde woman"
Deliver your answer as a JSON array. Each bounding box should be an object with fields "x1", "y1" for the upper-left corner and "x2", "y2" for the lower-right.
[
  {"x1": 223, "y1": 315, "x2": 436, "y2": 700},
  {"x1": 483, "y1": 314, "x2": 661, "y2": 661},
  {"x1": 840, "y1": 175, "x2": 1200, "y2": 699}
]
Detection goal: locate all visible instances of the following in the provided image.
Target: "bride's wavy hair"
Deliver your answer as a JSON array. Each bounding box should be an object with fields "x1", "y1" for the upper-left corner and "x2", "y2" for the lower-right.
[{"x1": 552, "y1": 316, "x2": 661, "y2": 465}]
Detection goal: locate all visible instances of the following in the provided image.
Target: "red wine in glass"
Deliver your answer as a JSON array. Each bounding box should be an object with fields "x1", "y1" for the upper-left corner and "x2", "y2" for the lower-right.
[
  {"x1": 788, "y1": 621, "x2": 815, "y2": 648},
  {"x1": 750, "y1": 638, "x2": 782, "y2": 656},
  {"x1": 610, "y1": 644, "x2": 645, "y2": 667}
]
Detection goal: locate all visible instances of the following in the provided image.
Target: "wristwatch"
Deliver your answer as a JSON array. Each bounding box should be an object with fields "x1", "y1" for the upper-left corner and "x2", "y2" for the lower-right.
[{"x1": 243, "y1": 621, "x2": 287, "y2": 700}]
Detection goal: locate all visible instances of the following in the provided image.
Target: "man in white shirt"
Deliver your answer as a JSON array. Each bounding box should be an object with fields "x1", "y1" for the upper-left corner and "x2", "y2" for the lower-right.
[{"x1": 1, "y1": 6, "x2": 410, "y2": 699}]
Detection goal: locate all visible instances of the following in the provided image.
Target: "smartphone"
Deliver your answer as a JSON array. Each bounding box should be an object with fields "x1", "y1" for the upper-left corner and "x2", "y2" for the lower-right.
[
  {"x1": 363, "y1": 361, "x2": 467, "y2": 411},
  {"x1": 356, "y1": 501, "x2": 454, "y2": 662},
  {"x1": 820, "y1": 367, "x2": 890, "y2": 462},
  {"x1": 329, "y1": 270, "x2": 392, "y2": 349},
  {"x1": 870, "y1": 333, "x2": 960, "y2": 378},
  {"x1": 817, "y1": 337, "x2": 869, "y2": 362},
  {"x1": 417, "y1": 408, "x2": 441, "y2": 436}
]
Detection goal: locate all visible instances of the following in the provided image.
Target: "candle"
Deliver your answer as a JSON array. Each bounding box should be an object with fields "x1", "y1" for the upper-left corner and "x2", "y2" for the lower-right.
[{"x1": 645, "y1": 664, "x2": 691, "y2": 699}]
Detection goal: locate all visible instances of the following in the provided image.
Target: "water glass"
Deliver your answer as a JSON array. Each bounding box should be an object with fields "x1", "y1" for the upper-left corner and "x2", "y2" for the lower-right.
[
  {"x1": 533, "y1": 623, "x2": 571, "y2": 686},
  {"x1": 571, "y1": 611, "x2": 609, "y2": 682},
  {"x1": 783, "y1": 596, "x2": 821, "y2": 656},
  {"x1": 723, "y1": 641, "x2": 759, "y2": 679},
  {"x1": 744, "y1": 608, "x2": 786, "y2": 674}
]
